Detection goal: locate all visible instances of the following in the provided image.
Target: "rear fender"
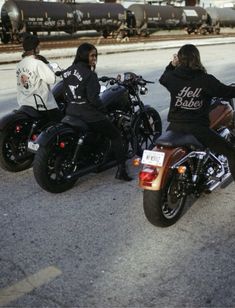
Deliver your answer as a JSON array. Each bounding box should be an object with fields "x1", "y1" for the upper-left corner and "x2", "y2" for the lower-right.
[
  {"x1": 36, "y1": 123, "x2": 75, "y2": 148},
  {"x1": 139, "y1": 145, "x2": 187, "y2": 191},
  {"x1": 0, "y1": 111, "x2": 31, "y2": 131}
]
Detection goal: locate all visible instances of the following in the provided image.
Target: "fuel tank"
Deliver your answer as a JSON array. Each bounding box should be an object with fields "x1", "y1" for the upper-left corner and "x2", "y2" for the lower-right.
[{"x1": 100, "y1": 85, "x2": 130, "y2": 112}]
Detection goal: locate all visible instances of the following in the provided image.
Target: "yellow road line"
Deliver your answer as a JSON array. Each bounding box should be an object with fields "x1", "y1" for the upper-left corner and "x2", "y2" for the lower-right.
[{"x1": 0, "y1": 266, "x2": 62, "y2": 307}]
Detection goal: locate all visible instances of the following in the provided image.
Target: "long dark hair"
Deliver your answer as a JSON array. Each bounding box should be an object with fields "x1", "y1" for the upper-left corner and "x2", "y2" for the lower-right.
[
  {"x1": 177, "y1": 44, "x2": 206, "y2": 73},
  {"x1": 73, "y1": 43, "x2": 97, "y2": 65}
]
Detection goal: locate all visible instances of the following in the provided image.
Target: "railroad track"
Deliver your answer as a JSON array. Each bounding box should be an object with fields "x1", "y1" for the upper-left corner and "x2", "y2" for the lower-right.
[{"x1": 1, "y1": 32, "x2": 235, "y2": 53}]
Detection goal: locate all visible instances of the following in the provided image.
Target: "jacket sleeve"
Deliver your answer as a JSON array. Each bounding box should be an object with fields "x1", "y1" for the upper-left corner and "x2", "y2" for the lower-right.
[
  {"x1": 205, "y1": 74, "x2": 235, "y2": 99},
  {"x1": 36, "y1": 60, "x2": 56, "y2": 85},
  {"x1": 86, "y1": 72, "x2": 102, "y2": 109},
  {"x1": 159, "y1": 62, "x2": 175, "y2": 87}
]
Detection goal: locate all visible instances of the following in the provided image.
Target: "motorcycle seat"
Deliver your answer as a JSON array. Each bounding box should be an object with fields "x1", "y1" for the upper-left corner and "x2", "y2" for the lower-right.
[
  {"x1": 62, "y1": 115, "x2": 88, "y2": 132},
  {"x1": 156, "y1": 130, "x2": 204, "y2": 150},
  {"x1": 17, "y1": 106, "x2": 44, "y2": 118}
]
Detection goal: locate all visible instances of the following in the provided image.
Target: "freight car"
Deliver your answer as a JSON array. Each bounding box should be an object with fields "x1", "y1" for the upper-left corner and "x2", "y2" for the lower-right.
[
  {"x1": 126, "y1": 4, "x2": 183, "y2": 36},
  {"x1": 206, "y1": 7, "x2": 235, "y2": 28},
  {"x1": 0, "y1": 0, "x2": 126, "y2": 43},
  {"x1": 126, "y1": 4, "x2": 218, "y2": 36},
  {"x1": 0, "y1": 0, "x2": 75, "y2": 43},
  {"x1": 0, "y1": 0, "x2": 233, "y2": 44}
]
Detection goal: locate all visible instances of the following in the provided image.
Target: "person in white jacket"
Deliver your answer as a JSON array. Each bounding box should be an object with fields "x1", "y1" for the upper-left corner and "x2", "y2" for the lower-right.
[{"x1": 16, "y1": 34, "x2": 61, "y2": 121}]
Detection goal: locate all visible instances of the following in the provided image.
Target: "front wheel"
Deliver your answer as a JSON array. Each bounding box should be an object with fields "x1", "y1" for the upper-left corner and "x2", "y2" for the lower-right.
[
  {"x1": 143, "y1": 173, "x2": 187, "y2": 227},
  {"x1": 133, "y1": 107, "x2": 162, "y2": 156},
  {"x1": 33, "y1": 132, "x2": 80, "y2": 193}
]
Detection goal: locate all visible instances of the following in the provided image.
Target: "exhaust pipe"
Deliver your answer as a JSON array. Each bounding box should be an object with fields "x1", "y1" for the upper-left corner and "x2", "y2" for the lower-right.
[
  {"x1": 206, "y1": 172, "x2": 232, "y2": 193},
  {"x1": 65, "y1": 160, "x2": 118, "y2": 180}
]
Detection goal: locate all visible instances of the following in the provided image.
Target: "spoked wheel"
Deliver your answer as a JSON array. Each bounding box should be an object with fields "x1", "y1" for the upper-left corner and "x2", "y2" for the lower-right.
[
  {"x1": 143, "y1": 172, "x2": 187, "y2": 227},
  {"x1": 133, "y1": 107, "x2": 162, "y2": 156},
  {"x1": 33, "y1": 132, "x2": 80, "y2": 193},
  {"x1": 0, "y1": 120, "x2": 34, "y2": 172}
]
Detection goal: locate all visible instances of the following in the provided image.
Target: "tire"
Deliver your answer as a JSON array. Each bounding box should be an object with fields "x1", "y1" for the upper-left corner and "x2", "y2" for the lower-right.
[
  {"x1": 143, "y1": 172, "x2": 187, "y2": 227},
  {"x1": 133, "y1": 107, "x2": 162, "y2": 157},
  {"x1": 0, "y1": 120, "x2": 34, "y2": 172},
  {"x1": 33, "y1": 132, "x2": 79, "y2": 193}
]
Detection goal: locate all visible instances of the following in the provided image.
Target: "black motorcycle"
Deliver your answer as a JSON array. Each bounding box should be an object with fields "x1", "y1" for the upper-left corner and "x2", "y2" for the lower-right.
[
  {"x1": 32, "y1": 72, "x2": 162, "y2": 193},
  {"x1": 0, "y1": 81, "x2": 65, "y2": 172}
]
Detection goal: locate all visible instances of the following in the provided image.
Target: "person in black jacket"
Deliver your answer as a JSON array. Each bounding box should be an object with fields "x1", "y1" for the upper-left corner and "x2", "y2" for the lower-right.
[
  {"x1": 62, "y1": 43, "x2": 132, "y2": 181},
  {"x1": 159, "y1": 44, "x2": 235, "y2": 180}
]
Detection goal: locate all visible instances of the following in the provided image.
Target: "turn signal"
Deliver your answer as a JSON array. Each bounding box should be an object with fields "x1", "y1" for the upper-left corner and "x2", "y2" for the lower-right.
[
  {"x1": 177, "y1": 165, "x2": 186, "y2": 174},
  {"x1": 133, "y1": 158, "x2": 141, "y2": 167}
]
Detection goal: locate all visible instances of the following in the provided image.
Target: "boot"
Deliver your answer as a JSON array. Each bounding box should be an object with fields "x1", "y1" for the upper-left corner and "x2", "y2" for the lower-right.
[{"x1": 115, "y1": 163, "x2": 133, "y2": 181}]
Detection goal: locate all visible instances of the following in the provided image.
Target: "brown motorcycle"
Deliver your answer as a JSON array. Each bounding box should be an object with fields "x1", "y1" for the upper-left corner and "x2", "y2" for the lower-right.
[{"x1": 138, "y1": 98, "x2": 235, "y2": 227}]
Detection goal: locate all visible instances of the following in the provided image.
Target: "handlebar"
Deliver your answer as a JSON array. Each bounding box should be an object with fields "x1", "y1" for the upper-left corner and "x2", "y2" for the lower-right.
[{"x1": 98, "y1": 73, "x2": 154, "y2": 86}]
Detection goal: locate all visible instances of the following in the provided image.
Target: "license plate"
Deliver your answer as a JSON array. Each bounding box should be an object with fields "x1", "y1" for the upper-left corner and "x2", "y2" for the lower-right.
[
  {"x1": 28, "y1": 141, "x2": 39, "y2": 152},
  {"x1": 141, "y1": 150, "x2": 165, "y2": 167}
]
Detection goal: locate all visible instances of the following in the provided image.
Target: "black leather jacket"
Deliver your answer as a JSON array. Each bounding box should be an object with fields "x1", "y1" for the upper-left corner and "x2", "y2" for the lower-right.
[
  {"x1": 62, "y1": 62, "x2": 106, "y2": 122},
  {"x1": 159, "y1": 63, "x2": 235, "y2": 126}
]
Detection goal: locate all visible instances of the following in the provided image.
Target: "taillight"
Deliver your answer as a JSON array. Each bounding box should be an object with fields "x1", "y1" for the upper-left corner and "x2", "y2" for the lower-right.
[
  {"x1": 15, "y1": 125, "x2": 22, "y2": 133},
  {"x1": 139, "y1": 167, "x2": 158, "y2": 183},
  {"x1": 59, "y1": 142, "x2": 65, "y2": 149},
  {"x1": 31, "y1": 134, "x2": 37, "y2": 141}
]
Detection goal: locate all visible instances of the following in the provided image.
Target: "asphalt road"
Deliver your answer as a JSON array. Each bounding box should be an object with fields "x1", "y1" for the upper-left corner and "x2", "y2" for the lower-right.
[{"x1": 0, "y1": 43, "x2": 234, "y2": 307}]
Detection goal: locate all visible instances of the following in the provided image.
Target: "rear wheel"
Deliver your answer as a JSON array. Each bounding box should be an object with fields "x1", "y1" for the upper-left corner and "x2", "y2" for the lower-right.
[
  {"x1": 133, "y1": 108, "x2": 162, "y2": 156},
  {"x1": 33, "y1": 132, "x2": 80, "y2": 193},
  {"x1": 143, "y1": 172, "x2": 187, "y2": 227},
  {"x1": 0, "y1": 120, "x2": 34, "y2": 172}
]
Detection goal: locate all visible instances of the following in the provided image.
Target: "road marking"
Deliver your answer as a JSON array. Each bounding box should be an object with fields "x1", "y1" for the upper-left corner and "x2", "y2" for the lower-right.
[{"x1": 0, "y1": 266, "x2": 62, "y2": 307}]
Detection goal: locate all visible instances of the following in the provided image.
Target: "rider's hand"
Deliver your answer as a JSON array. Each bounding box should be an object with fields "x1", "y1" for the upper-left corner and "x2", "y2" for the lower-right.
[
  {"x1": 55, "y1": 71, "x2": 62, "y2": 77},
  {"x1": 171, "y1": 54, "x2": 179, "y2": 67}
]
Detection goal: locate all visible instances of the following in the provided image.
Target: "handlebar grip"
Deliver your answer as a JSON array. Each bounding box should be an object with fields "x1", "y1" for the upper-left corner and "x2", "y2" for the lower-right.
[{"x1": 99, "y1": 76, "x2": 111, "y2": 82}]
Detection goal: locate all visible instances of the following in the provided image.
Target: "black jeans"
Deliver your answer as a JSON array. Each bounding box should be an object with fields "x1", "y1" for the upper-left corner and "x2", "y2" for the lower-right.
[
  {"x1": 88, "y1": 118, "x2": 125, "y2": 164},
  {"x1": 168, "y1": 123, "x2": 235, "y2": 180}
]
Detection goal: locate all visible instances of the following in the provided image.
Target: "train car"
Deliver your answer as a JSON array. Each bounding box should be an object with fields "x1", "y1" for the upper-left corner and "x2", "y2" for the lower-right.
[
  {"x1": 71, "y1": 3, "x2": 126, "y2": 38},
  {"x1": 206, "y1": 7, "x2": 235, "y2": 28},
  {"x1": 0, "y1": 0, "x2": 75, "y2": 43},
  {"x1": 127, "y1": 4, "x2": 183, "y2": 35},
  {"x1": 0, "y1": 0, "x2": 127, "y2": 43},
  {"x1": 182, "y1": 6, "x2": 214, "y2": 34}
]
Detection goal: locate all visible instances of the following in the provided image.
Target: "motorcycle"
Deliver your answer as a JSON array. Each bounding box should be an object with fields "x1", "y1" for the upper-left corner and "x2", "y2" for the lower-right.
[
  {"x1": 138, "y1": 97, "x2": 235, "y2": 227},
  {"x1": 31, "y1": 72, "x2": 162, "y2": 193},
  {"x1": 0, "y1": 74, "x2": 65, "y2": 172}
]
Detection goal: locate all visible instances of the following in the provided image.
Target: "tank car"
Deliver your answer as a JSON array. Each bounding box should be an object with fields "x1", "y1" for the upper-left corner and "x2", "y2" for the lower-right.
[
  {"x1": 127, "y1": 4, "x2": 183, "y2": 35},
  {"x1": 206, "y1": 7, "x2": 235, "y2": 28},
  {"x1": 71, "y1": 3, "x2": 126, "y2": 38},
  {"x1": 0, "y1": 0, "x2": 75, "y2": 43},
  {"x1": 182, "y1": 6, "x2": 215, "y2": 34},
  {"x1": 0, "y1": 0, "x2": 127, "y2": 43}
]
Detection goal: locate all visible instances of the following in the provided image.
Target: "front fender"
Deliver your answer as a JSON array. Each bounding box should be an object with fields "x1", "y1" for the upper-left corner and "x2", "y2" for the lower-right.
[
  {"x1": 139, "y1": 145, "x2": 187, "y2": 191},
  {"x1": 0, "y1": 111, "x2": 30, "y2": 131},
  {"x1": 133, "y1": 105, "x2": 152, "y2": 120},
  {"x1": 36, "y1": 123, "x2": 75, "y2": 148}
]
